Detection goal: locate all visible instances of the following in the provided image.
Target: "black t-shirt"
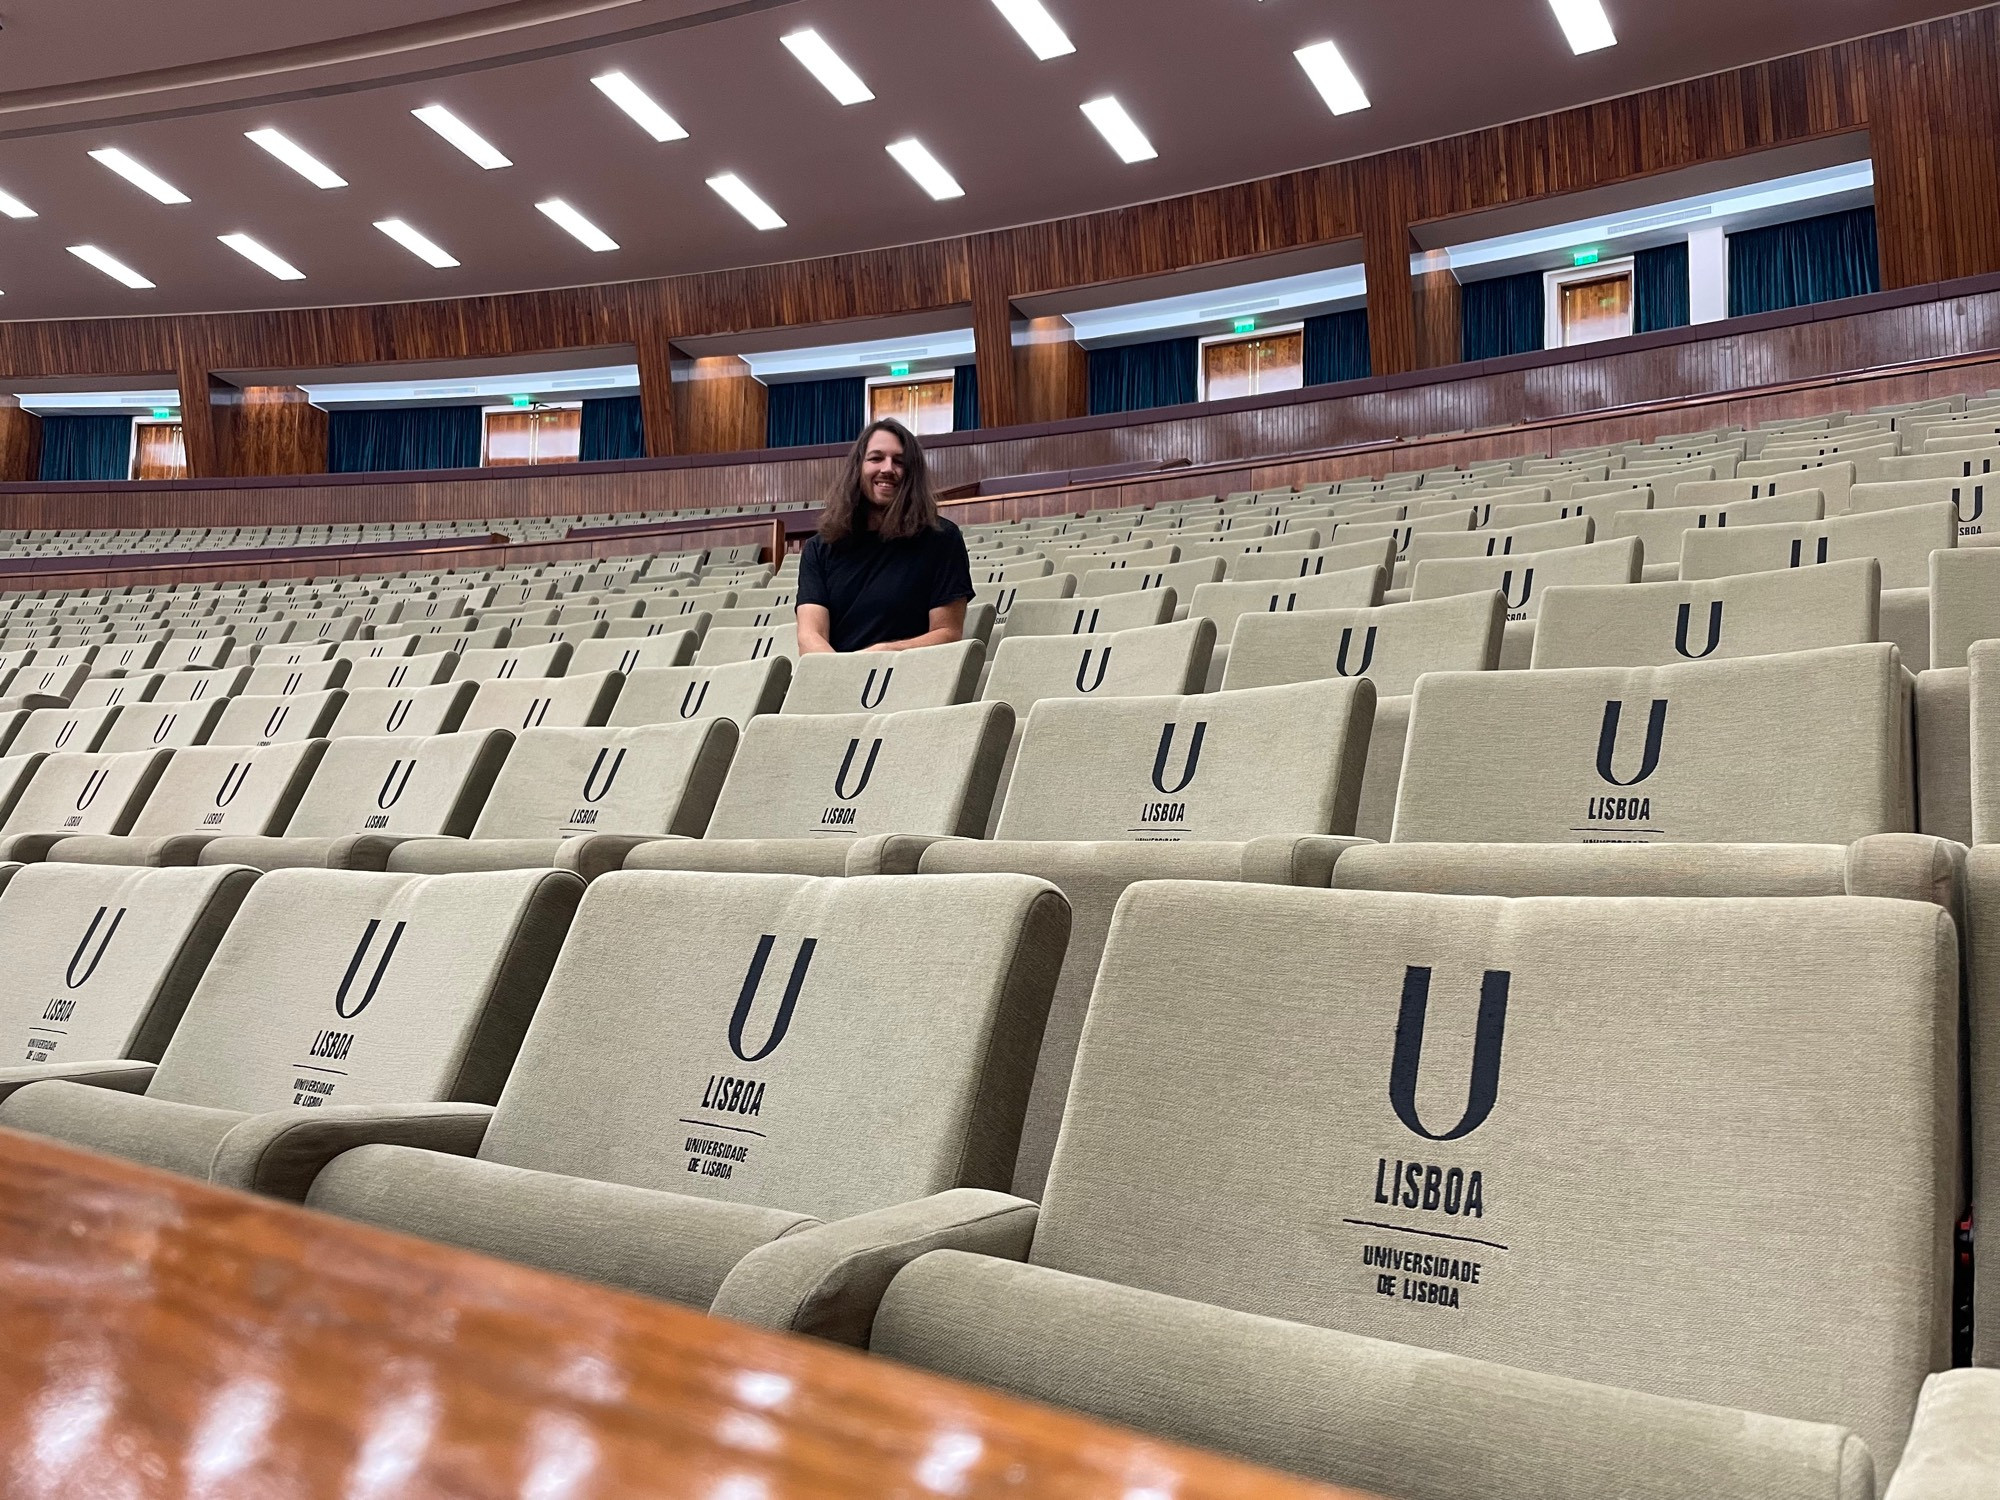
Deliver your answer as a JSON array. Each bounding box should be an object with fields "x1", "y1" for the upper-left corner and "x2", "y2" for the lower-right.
[{"x1": 797, "y1": 518, "x2": 975, "y2": 652}]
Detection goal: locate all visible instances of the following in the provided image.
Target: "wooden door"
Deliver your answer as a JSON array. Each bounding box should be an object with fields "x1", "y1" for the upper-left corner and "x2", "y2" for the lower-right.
[
  {"x1": 133, "y1": 422, "x2": 186, "y2": 480},
  {"x1": 870, "y1": 378, "x2": 955, "y2": 435},
  {"x1": 1560, "y1": 273, "x2": 1633, "y2": 346},
  {"x1": 1253, "y1": 330, "x2": 1305, "y2": 394},
  {"x1": 1203, "y1": 337, "x2": 1256, "y2": 401},
  {"x1": 484, "y1": 408, "x2": 582, "y2": 466}
]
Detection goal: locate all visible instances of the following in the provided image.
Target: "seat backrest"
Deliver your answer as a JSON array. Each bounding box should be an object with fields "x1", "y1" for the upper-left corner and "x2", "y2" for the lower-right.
[
  {"x1": 126, "y1": 741, "x2": 328, "y2": 838},
  {"x1": 465, "y1": 721, "x2": 738, "y2": 841},
  {"x1": 280, "y1": 729, "x2": 512, "y2": 839},
  {"x1": 569, "y1": 631, "x2": 700, "y2": 676},
  {"x1": 14, "y1": 705, "x2": 123, "y2": 755},
  {"x1": 606, "y1": 659, "x2": 792, "y2": 728},
  {"x1": 0, "y1": 862, "x2": 257, "y2": 1065},
  {"x1": 477, "y1": 870, "x2": 1065, "y2": 1221},
  {"x1": 1849, "y1": 476, "x2": 1994, "y2": 544},
  {"x1": 98, "y1": 698, "x2": 227, "y2": 752},
  {"x1": 1002, "y1": 591, "x2": 1175, "y2": 639},
  {"x1": 781, "y1": 640, "x2": 983, "y2": 716},
  {"x1": 343, "y1": 652, "x2": 459, "y2": 689},
  {"x1": 983, "y1": 618, "x2": 1215, "y2": 721},
  {"x1": 1185, "y1": 566, "x2": 1386, "y2": 641},
  {"x1": 996, "y1": 679, "x2": 1373, "y2": 841},
  {"x1": 333, "y1": 636, "x2": 420, "y2": 664},
  {"x1": 1223, "y1": 591, "x2": 1505, "y2": 695},
  {"x1": 981, "y1": 574, "x2": 1077, "y2": 625},
  {"x1": 1394, "y1": 642, "x2": 1910, "y2": 843},
  {"x1": 209, "y1": 690, "x2": 346, "y2": 747},
  {"x1": 1674, "y1": 475, "x2": 1829, "y2": 511},
  {"x1": 145, "y1": 866, "x2": 582, "y2": 1111},
  {"x1": 253, "y1": 641, "x2": 340, "y2": 667},
  {"x1": 458, "y1": 672, "x2": 622, "y2": 733},
  {"x1": 1078, "y1": 557, "x2": 1225, "y2": 600},
  {"x1": 697, "y1": 625, "x2": 799, "y2": 665},
  {"x1": 1611, "y1": 491, "x2": 1825, "y2": 565},
  {"x1": 1400, "y1": 515, "x2": 1593, "y2": 570},
  {"x1": 1929, "y1": 548, "x2": 2000, "y2": 669},
  {"x1": 1411, "y1": 537, "x2": 1643, "y2": 621},
  {"x1": 71, "y1": 673, "x2": 163, "y2": 710},
  {"x1": 238, "y1": 659, "x2": 349, "y2": 696},
  {"x1": 0, "y1": 748, "x2": 172, "y2": 837},
  {"x1": 1679, "y1": 502, "x2": 1957, "y2": 591},
  {"x1": 452, "y1": 643, "x2": 571, "y2": 683},
  {"x1": 155, "y1": 636, "x2": 236, "y2": 671},
  {"x1": 704, "y1": 700, "x2": 1013, "y2": 841},
  {"x1": 155, "y1": 667, "x2": 252, "y2": 703},
  {"x1": 1533, "y1": 558, "x2": 1882, "y2": 669},
  {"x1": 1038, "y1": 881, "x2": 1952, "y2": 1468},
  {"x1": 326, "y1": 682, "x2": 475, "y2": 739}
]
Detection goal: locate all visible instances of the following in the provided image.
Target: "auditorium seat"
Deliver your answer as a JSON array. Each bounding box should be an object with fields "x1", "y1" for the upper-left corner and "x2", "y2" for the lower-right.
[
  {"x1": 46, "y1": 739, "x2": 327, "y2": 867},
  {"x1": 452, "y1": 643, "x2": 571, "y2": 682},
  {"x1": 782, "y1": 640, "x2": 983, "y2": 715},
  {"x1": 97, "y1": 697, "x2": 227, "y2": 752},
  {"x1": 1226, "y1": 535, "x2": 1397, "y2": 581},
  {"x1": 71, "y1": 672, "x2": 163, "y2": 709},
  {"x1": 0, "y1": 748, "x2": 174, "y2": 862},
  {"x1": 1850, "y1": 477, "x2": 1995, "y2": 546},
  {"x1": 697, "y1": 625, "x2": 798, "y2": 664},
  {"x1": 569, "y1": 631, "x2": 702, "y2": 676},
  {"x1": 1411, "y1": 537, "x2": 1643, "y2": 667},
  {"x1": 13, "y1": 703, "x2": 121, "y2": 754},
  {"x1": 1079, "y1": 558, "x2": 1224, "y2": 607},
  {"x1": 605, "y1": 659, "x2": 792, "y2": 727},
  {"x1": 1611, "y1": 490, "x2": 1825, "y2": 580},
  {"x1": 0, "y1": 866, "x2": 581, "y2": 1199},
  {"x1": 210, "y1": 690, "x2": 346, "y2": 745},
  {"x1": 324, "y1": 682, "x2": 475, "y2": 738},
  {"x1": 343, "y1": 651, "x2": 460, "y2": 688},
  {"x1": 919, "y1": 678, "x2": 1374, "y2": 1197},
  {"x1": 1185, "y1": 567, "x2": 1387, "y2": 690},
  {"x1": 623, "y1": 701, "x2": 1011, "y2": 876},
  {"x1": 456, "y1": 670, "x2": 623, "y2": 732},
  {"x1": 998, "y1": 591, "x2": 1175, "y2": 641},
  {"x1": 156, "y1": 666, "x2": 253, "y2": 702},
  {"x1": 872, "y1": 881, "x2": 1954, "y2": 1496},
  {"x1": 1390, "y1": 515, "x2": 1594, "y2": 590},
  {"x1": 1531, "y1": 557, "x2": 1881, "y2": 668},
  {"x1": 0, "y1": 862, "x2": 254, "y2": 1096},
  {"x1": 305, "y1": 869, "x2": 1065, "y2": 1341},
  {"x1": 191, "y1": 729, "x2": 510, "y2": 871}
]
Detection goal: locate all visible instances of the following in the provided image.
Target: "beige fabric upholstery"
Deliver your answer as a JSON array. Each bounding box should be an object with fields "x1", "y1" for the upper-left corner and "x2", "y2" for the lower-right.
[
  {"x1": 342, "y1": 651, "x2": 459, "y2": 689},
  {"x1": 983, "y1": 618, "x2": 1215, "y2": 721},
  {"x1": 0, "y1": 749, "x2": 172, "y2": 856},
  {"x1": 14, "y1": 705, "x2": 122, "y2": 755},
  {"x1": 607, "y1": 659, "x2": 792, "y2": 728},
  {"x1": 458, "y1": 671, "x2": 622, "y2": 732},
  {"x1": 698, "y1": 626, "x2": 799, "y2": 665},
  {"x1": 1398, "y1": 516, "x2": 1594, "y2": 576},
  {"x1": 98, "y1": 698, "x2": 227, "y2": 752},
  {"x1": 1960, "y1": 849, "x2": 2000, "y2": 1366},
  {"x1": 1079, "y1": 557, "x2": 1226, "y2": 602},
  {"x1": 326, "y1": 682, "x2": 475, "y2": 739},
  {"x1": 1883, "y1": 1371, "x2": 2000, "y2": 1500},
  {"x1": 1680, "y1": 503, "x2": 1955, "y2": 591},
  {"x1": 569, "y1": 630, "x2": 701, "y2": 675},
  {"x1": 156, "y1": 666, "x2": 253, "y2": 702},
  {"x1": 1411, "y1": 538, "x2": 1643, "y2": 621},
  {"x1": 1920, "y1": 668, "x2": 1972, "y2": 845},
  {"x1": 1185, "y1": 568, "x2": 1386, "y2": 642},
  {"x1": 71, "y1": 673, "x2": 162, "y2": 709},
  {"x1": 308, "y1": 870, "x2": 1068, "y2": 1331},
  {"x1": 1223, "y1": 592, "x2": 1504, "y2": 695},
  {"x1": 1928, "y1": 549, "x2": 2000, "y2": 669},
  {"x1": 1393, "y1": 643, "x2": 1911, "y2": 843},
  {"x1": 1228, "y1": 537, "x2": 1398, "y2": 582},
  {"x1": 1850, "y1": 478, "x2": 1994, "y2": 545},
  {"x1": 877, "y1": 882, "x2": 1952, "y2": 1481},
  {"x1": 210, "y1": 690, "x2": 345, "y2": 746},
  {"x1": 1611, "y1": 491, "x2": 1826, "y2": 567},
  {"x1": 1002, "y1": 591, "x2": 1174, "y2": 639},
  {"x1": 1533, "y1": 557, "x2": 1882, "y2": 669},
  {"x1": 454, "y1": 644, "x2": 572, "y2": 682},
  {"x1": 49, "y1": 741, "x2": 326, "y2": 865},
  {"x1": 782, "y1": 640, "x2": 983, "y2": 716}
]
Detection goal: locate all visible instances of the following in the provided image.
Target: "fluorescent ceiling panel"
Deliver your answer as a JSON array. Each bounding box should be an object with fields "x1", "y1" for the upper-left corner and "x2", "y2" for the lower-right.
[
  {"x1": 707, "y1": 174, "x2": 786, "y2": 230},
  {"x1": 374, "y1": 219, "x2": 460, "y2": 268},
  {"x1": 781, "y1": 30, "x2": 874, "y2": 105},
  {"x1": 301, "y1": 364, "x2": 639, "y2": 406},
  {"x1": 591, "y1": 72, "x2": 688, "y2": 142},
  {"x1": 886, "y1": 140, "x2": 965, "y2": 200},
  {"x1": 537, "y1": 199, "x2": 619, "y2": 252},
  {"x1": 1549, "y1": 0, "x2": 1617, "y2": 54},
  {"x1": 68, "y1": 245, "x2": 155, "y2": 288},
  {"x1": 412, "y1": 105, "x2": 511, "y2": 169},
  {"x1": 244, "y1": 129, "x2": 347, "y2": 189},
  {"x1": 1080, "y1": 97, "x2": 1156, "y2": 163},
  {"x1": 0, "y1": 187, "x2": 36, "y2": 219},
  {"x1": 734, "y1": 330, "x2": 975, "y2": 380},
  {"x1": 989, "y1": 0, "x2": 1075, "y2": 59},
  {"x1": 218, "y1": 233, "x2": 305, "y2": 280},
  {"x1": 1061, "y1": 265, "x2": 1368, "y2": 344},
  {"x1": 1294, "y1": 41, "x2": 1370, "y2": 115},
  {"x1": 88, "y1": 148, "x2": 189, "y2": 204},
  {"x1": 16, "y1": 388, "x2": 179, "y2": 413}
]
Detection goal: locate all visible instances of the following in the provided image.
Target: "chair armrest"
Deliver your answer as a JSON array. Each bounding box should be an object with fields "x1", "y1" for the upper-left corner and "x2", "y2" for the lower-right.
[
  {"x1": 845, "y1": 833, "x2": 954, "y2": 876},
  {"x1": 326, "y1": 834, "x2": 447, "y2": 871},
  {"x1": 710, "y1": 1187, "x2": 1037, "y2": 1347},
  {"x1": 556, "y1": 833, "x2": 670, "y2": 880},
  {"x1": 1885, "y1": 1370, "x2": 2000, "y2": 1500},
  {"x1": 1241, "y1": 835, "x2": 1374, "y2": 888},
  {"x1": 210, "y1": 1102, "x2": 495, "y2": 1202},
  {"x1": 0, "y1": 1059, "x2": 155, "y2": 1105}
]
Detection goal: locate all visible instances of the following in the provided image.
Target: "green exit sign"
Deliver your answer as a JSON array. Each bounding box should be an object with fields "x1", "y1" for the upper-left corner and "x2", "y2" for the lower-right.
[
  {"x1": 889, "y1": 363, "x2": 910, "y2": 377},
  {"x1": 150, "y1": 408, "x2": 173, "y2": 420},
  {"x1": 1572, "y1": 248, "x2": 1600, "y2": 267},
  {"x1": 1233, "y1": 316, "x2": 1257, "y2": 334},
  {"x1": 511, "y1": 394, "x2": 533, "y2": 408}
]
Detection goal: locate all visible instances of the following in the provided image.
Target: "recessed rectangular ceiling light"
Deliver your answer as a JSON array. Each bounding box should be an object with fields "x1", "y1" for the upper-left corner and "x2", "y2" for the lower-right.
[
  {"x1": 68, "y1": 244, "x2": 154, "y2": 289},
  {"x1": 781, "y1": 29, "x2": 873, "y2": 104},
  {"x1": 886, "y1": 139, "x2": 964, "y2": 200},
  {"x1": 1080, "y1": 97, "x2": 1156, "y2": 163},
  {"x1": 990, "y1": 0, "x2": 1075, "y2": 59},
  {"x1": 411, "y1": 105, "x2": 511, "y2": 169},
  {"x1": 707, "y1": 173, "x2": 785, "y2": 230},
  {"x1": 591, "y1": 71, "x2": 688, "y2": 142},
  {"x1": 88, "y1": 148, "x2": 189, "y2": 204},
  {"x1": 374, "y1": 218, "x2": 460, "y2": 267},
  {"x1": 1294, "y1": 40, "x2": 1370, "y2": 115},
  {"x1": 537, "y1": 199, "x2": 619, "y2": 252},
  {"x1": 244, "y1": 128, "x2": 347, "y2": 189},
  {"x1": 218, "y1": 232, "x2": 305, "y2": 280},
  {"x1": 1548, "y1": 0, "x2": 1616, "y2": 53},
  {"x1": 0, "y1": 188, "x2": 35, "y2": 219}
]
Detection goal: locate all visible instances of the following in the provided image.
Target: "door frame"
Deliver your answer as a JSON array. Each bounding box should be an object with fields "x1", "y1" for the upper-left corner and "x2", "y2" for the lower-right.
[
  {"x1": 1195, "y1": 322, "x2": 1305, "y2": 402},
  {"x1": 1543, "y1": 257, "x2": 1636, "y2": 350},
  {"x1": 863, "y1": 371, "x2": 958, "y2": 433}
]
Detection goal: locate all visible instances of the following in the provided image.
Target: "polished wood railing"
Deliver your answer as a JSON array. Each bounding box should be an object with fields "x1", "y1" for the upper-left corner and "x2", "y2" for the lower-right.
[{"x1": 0, "y1": 1130, "x2": 1374, "y2": 1499}]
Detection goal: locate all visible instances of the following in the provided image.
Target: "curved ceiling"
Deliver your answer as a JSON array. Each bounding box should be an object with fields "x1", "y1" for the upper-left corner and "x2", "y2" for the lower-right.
[{"x1": 0, "y1": 0, "x2": 1966, "y2": 320}]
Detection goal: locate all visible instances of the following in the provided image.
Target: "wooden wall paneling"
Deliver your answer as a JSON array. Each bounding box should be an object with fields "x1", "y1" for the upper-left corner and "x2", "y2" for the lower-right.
[
  {"x1": 173, "y1": 349, "x2": 223, "y2": 481},
  {"x1": 634, "y1": 315, "x2": 680, "y2": 459},
  {"x1": 675, "y1": 355, "x2": 769, "y2": 455},
  {"x1": 216, "y1": 385, "x2": 327, "y2": 477},
  {"x1": 1013, "y1": 315, "x2": 1090, "y2": 424},
  {"x1": 1357, "y1": 157, "x2": 1420, "y2": 377},
  {"x1": 1412, "y1": 249, "x2": 1464, "y2": 370},
  {"x1": 0, "y1": 402, "x2": 40, "y2": 483},
  {"x1": 969, "y1": 238, "x2": 1021, "y2": 430}
]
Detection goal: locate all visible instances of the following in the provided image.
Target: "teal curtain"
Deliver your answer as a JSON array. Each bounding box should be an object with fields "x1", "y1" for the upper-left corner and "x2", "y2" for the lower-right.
[
  {"x1": 329, "y1": 406, "x2": 482, "y2": 472},
  {"x1": 1634, "y1": 243, "x2": 1691, "y2": 333},
  {"x1": 580, "y1": 395, "x2": 644, "y2": 461},
  {"x1": 767, "y1": 377, "x2": 864, "y2": 448},
  {"x1": 1728, "y1": 207, "x2": 1880, "y2": 318},
  {"x1": 39, "y1": 415, "x2": 132, "y2": 481},
  {"x1": 1461, "y1": 271, "x2": 1545, "y2": 362},
  {"x1": 1304, "y1": 308, "x2": 1371, "y2": 385},
  {"x1": 1088, "y1": 337, "x2": 1198, "y2": 414},
  {"x1": 952, "y1": 364, "x2": 980, "y2": 431}
]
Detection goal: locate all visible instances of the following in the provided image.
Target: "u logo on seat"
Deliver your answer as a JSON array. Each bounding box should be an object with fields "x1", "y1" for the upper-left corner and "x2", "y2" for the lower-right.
[
  {"x1": 1151, "y1": 721, "x2": 1206, "y2": 795},
  {"x1": 1076, "y1": 647, "x2": 1112, "y2": 692},
  {"x1": 496, "y1": 660, "x2": 521, "y2": 679},
  {"x1": 1952, "y1": 485, "x2": 1986, "y2": 525},
  {"x1": 1788, "y1": 537, "x2": 1830, "y2": 568},
  {"x1": 1674, "y1": 601, "x2": 1724, "y2": 659},
  {"x1": 376, "y1": 759, "x2": 416, "y2": 809},
  {"x1": 679, "y1": 681, "x2": 711, "y2": 719},
  {"x1": 750, "y1": 637, "x2": 775, "y2": 661},
  {"x1": 1388, "y1": 965, "x2": 1510, "y2": 1141},
  {"x1": 384, "y1": 699, "x2": 413, "y2": 734},
  {"x1": 74, "y1": 768, "x2": 110, "y2": 811},
  {"x1": 214, "y1": 761, "x2": 250, "y2": 808},
  {"x1": 335, "y1": 918, "x2": 407, "y2": 1019},
  {"x1": 581, "y1": 747, "x2": 625, "y2": 803},
  {"x1": 263, "y1": 706, "x2": 290, "y2": 740},
  {"x1": 64, "y1": 905, "x2": 127, "y2": 989},
  {"x1": 859, "y1": 667, "x2": 894, "y2": 710},
  {"x1": 151, "y1": 713, "x2": 179, "y2": 745},
  {"x1": 1596, "y1": 698, "x2": 1668, "y2": 786},
  {"x1": 521, "y1": 698, "x2": 553, "y2": 729},
  {"x1": 387, "y1": 664, "x2": 411, "y2": 688},
  {"x1": 1499, "y1": 568, "x2": 1535, "y2": 611},
  {"x1": 1334, "y1": 626, "x2": 1377, "y2": 677},
  {"x1": 1301, "y1": 557, "x2": 1325, "y2": 576},
  {"x1": 834, "y1": 737, "x2": 882, "y2": 801},
  {"x1": 616, "y1": 648, "x2": 642, "y2": 674},
  {"x1": 1483, "y1": 538, "x2": 1516, "y2": 557},
  {"x1": 729, "y1": 934, "x2": 816, "y2": 1063},
  {"x1": 53, "y1": 721, "x2": 77, "y2": 750}
]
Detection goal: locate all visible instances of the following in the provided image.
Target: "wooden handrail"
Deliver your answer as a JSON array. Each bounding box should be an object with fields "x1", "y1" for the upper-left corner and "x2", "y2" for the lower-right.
[{"x1": 0, "y1": 1130, "x2": 1373, "y2": 1499}]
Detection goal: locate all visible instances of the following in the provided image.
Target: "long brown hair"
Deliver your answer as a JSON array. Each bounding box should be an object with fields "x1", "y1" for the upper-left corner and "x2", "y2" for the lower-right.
[{"x1": 818, "y1": 417, "x2": 941, "y2": 544}]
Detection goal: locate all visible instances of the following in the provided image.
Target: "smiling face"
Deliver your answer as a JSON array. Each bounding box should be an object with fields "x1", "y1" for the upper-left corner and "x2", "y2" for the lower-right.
[{"x1": 861, "y1": 427, "x2": 907, "y2": 515}]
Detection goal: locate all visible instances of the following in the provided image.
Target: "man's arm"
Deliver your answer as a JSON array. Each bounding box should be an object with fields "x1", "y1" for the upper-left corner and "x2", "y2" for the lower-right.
[
  {"x1": 860, "y1": 599, "x2": 968, "y2": 653},
  {"x1": 796, "y1": 602, "x2": 837, "y2": 655}
]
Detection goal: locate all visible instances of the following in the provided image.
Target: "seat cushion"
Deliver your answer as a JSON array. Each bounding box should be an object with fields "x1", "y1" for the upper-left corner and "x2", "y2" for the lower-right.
[{"x1": 0, "y1": 1078, "x2": 243, "y2": 1180}]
